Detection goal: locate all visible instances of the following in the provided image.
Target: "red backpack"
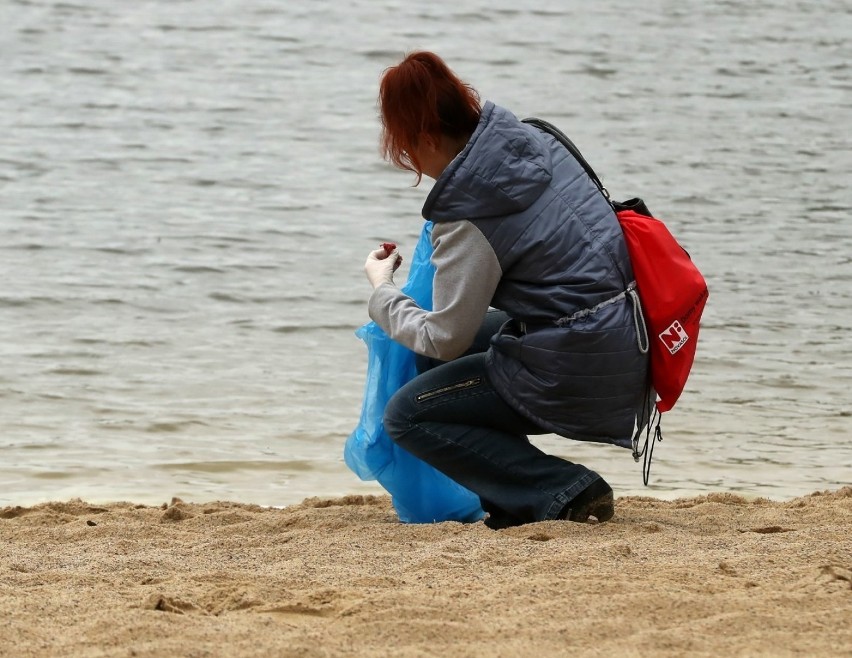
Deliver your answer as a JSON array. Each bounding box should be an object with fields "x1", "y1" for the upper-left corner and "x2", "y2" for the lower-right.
[
  {"x1": 613, "y1": 201, "x2": 708, "y2": 412},
  {"x1": 523, "y1": 118, "x2": 709, "y2": 480}
]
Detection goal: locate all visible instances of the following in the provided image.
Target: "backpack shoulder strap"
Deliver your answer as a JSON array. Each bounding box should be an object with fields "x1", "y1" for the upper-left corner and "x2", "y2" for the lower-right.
[{"x1": 522, "y1": 117, "x2": 610, "y2": 200}]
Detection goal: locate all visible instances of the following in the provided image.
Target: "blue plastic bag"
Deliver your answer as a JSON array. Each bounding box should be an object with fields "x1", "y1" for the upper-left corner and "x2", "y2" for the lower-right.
[{"x1": 345, "y1": 221, "x2": 485, "y2": 523}]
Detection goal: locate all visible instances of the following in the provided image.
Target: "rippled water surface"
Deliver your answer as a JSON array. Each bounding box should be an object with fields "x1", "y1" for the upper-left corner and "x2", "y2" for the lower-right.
[{"x1": 1, "y1": 0, "x2": 850, "y2": 507}]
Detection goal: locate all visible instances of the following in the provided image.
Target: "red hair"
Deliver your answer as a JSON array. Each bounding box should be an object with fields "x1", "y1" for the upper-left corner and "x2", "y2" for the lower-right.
[{"x1": 379, "y1": 51, "x2": 481, "y2": 182}]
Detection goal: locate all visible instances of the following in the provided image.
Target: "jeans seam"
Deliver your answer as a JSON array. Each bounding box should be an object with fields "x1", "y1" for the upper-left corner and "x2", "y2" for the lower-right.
[{"x1": 543, "y1": 472, "x2": 598, "y2": 520}]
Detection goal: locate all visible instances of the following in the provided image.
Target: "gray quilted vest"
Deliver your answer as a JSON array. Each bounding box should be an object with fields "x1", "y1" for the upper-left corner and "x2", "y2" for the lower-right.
[{"x1": 422, "y1": 102, "x2": 649, "y2": 446}]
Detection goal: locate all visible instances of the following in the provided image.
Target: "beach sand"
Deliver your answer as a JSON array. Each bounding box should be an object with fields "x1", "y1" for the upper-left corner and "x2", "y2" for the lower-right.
[{"x1": 1, "y1": 488, "x2": 850, "y2": 657}]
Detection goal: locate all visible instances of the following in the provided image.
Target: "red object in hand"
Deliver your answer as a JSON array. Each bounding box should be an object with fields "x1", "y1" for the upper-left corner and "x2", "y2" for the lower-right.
[{"x1": 381, "y1": 242, "x2": 402, "y2": 269}]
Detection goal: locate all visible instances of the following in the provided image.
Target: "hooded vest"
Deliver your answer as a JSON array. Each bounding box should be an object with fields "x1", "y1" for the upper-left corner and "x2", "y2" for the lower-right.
[{"x1": 422, "y1": 102, "x2": 649, "y2": 447}]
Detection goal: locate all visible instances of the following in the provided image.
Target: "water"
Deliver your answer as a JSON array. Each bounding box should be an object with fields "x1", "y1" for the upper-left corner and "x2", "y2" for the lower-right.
[{"x1": 1, "y1": 0, "x2": 850, "y2": 508}]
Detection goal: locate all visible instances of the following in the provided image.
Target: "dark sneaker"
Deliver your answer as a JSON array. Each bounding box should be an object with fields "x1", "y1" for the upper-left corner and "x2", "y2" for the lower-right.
[
  {"x1": 561, "y1": 478, "x2": 614, "y2": 523},
  {"x1": 483, "y1": 509, "x2": 524, "y2": 530}
]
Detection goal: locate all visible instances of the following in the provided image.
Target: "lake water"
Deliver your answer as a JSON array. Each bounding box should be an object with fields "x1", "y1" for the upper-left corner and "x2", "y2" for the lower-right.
[{"x1": 1, "y1": 0, "x2": 850, "y2": 508}]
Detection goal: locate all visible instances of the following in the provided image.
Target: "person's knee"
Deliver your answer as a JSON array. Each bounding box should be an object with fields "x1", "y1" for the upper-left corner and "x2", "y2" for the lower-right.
[{"x1": 383, "y1": 389, "x2": 413, "y2": 443}]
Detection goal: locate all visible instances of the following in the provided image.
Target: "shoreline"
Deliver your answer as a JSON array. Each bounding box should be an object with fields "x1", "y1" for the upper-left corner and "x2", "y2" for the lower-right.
[
  {"x1": 2, "y1": 488, "x2": 850, "y2": 657},
  {"x1": 4, "y1": 477, "x2": 843, "y2": 512}
]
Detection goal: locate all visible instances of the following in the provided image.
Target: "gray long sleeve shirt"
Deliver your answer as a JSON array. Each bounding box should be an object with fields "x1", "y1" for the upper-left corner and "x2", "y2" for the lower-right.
[{"x1": 368, "y1": 219, "x2": 501, "y2": 361}]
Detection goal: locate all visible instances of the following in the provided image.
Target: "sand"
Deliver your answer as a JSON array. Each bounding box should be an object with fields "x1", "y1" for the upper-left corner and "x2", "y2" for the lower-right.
[{"x1": 1, "y1": 488, "x2": 850, "y2": 658}]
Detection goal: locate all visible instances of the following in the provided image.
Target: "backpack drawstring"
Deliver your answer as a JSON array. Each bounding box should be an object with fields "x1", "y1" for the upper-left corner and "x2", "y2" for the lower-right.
[
  {"x1": 628, "y1": 285, "x2": 660, "y2": 484},
  {"x1": 632, "y1": 390, "x2": 663, "y2": 486},
  {"x1": 628, "y1": 286, "x2": 649, "y2": 354}
]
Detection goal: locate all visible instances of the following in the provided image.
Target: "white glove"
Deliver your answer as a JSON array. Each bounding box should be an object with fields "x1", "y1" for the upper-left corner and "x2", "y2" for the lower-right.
[{"x1": 364, "y1": 244, "x2": 401, "y2": 289}]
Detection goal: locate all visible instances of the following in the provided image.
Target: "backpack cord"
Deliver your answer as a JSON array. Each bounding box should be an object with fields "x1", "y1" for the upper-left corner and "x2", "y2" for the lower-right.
[
  {"x1": 632, "y1": 396, "x2": 663, "y2": 485},
  {"x1": 644, "y1": 412, "x2": 663, "y2": 486},
  {"x1": 628, "y1": 287, "x2": 649, "y2": 354},
  {"x1": 628, "y1": 285, "x2": 661, "y2": 483}
]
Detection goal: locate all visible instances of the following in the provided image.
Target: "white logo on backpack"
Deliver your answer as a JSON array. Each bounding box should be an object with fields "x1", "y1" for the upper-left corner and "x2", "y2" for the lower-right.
[{"x1": 659, "y1": 320, "x2": 689, "y2": 355}]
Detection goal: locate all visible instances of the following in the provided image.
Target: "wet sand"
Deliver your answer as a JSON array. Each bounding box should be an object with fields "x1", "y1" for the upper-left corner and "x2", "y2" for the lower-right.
[{"x1": 2, "y1": 488, "x2": 850, "y2": 657}]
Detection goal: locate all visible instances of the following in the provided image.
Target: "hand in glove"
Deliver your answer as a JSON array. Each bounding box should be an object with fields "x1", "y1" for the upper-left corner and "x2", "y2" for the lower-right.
[{"x1": 364, "y1": 242, "x2": 402, "y2": 289}]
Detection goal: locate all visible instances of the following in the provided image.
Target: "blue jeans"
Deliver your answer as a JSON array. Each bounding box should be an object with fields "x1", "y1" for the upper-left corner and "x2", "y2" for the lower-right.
[{"x1": 384, "y1": 311, "x2": 604, "y2": 526}]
